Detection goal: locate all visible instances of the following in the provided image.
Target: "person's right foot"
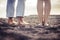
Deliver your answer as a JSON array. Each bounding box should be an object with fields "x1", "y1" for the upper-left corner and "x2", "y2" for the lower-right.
[
  {"x1": 35, "y1": 23, "x2": 44, "y2": 28},
  {"x1": 8, "y1": 21, "x2": 18, "y2": 27},
  {"x1": 8, "y1": 18, "x2": 18, "y2": 27}
]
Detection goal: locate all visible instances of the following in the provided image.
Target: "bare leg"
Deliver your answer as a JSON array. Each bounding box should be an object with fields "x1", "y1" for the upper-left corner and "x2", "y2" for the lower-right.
[
  {"x1": 37, "y1": 0, "x2": 43, "y2": 25},
  {"x1": 44, "y1": 0, "x2": 51, "y2": 25}
]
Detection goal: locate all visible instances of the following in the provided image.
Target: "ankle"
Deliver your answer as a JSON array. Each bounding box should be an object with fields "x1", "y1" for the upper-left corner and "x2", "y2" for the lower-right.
[
  {"x1": 42, "y1": 21, "x2": 45, "y2": 26},
  {"x1": 17, "y1": 16, "x2": 24, "y2": 22},
  {"x1": 8, "y1": 17, "x2": 13, "y2": 24}
]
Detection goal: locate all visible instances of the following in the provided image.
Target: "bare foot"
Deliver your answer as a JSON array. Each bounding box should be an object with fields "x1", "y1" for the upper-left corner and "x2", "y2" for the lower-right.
[{"x1": 18, "y1": 21, "x2": 29, "y2": 25}]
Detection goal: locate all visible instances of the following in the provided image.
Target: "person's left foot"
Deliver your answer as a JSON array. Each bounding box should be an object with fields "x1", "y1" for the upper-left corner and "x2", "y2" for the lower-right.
[
  {"x1": 17, "y1": 17, "x2": 29, "y2": 27},
  {"x1": 18, "y1": 21, "x2": 29, "y2": 27},
  {"x1": 44, "y1": 23, "x2": 54, "y2": 27}
]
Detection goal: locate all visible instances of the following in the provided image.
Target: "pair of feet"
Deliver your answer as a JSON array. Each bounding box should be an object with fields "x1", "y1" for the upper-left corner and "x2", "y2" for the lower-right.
[
  {"x1": 38, "y1": 23, "x2": 49, "y2": 26},
  {"x1": 7, "y1": 17, "x2": 29, "y2": 27},
  {"x1": 38, "y1": 22, "x2": 54, "y2": 27},
  {"x1": 8, "y1": 20, "x2": 29, "y2": 27},
  {"x1": 38, "y1": 22, "x2": 49, "y2": 27}
]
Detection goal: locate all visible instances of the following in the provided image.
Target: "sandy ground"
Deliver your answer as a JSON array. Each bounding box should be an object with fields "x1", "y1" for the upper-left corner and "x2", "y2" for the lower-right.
[
  {"x1": 0, "y1": 16, "x2": 60, "y2": 40},
  {"x1": 0, "y1": 24, "x2": 60, "y2": 40}
]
